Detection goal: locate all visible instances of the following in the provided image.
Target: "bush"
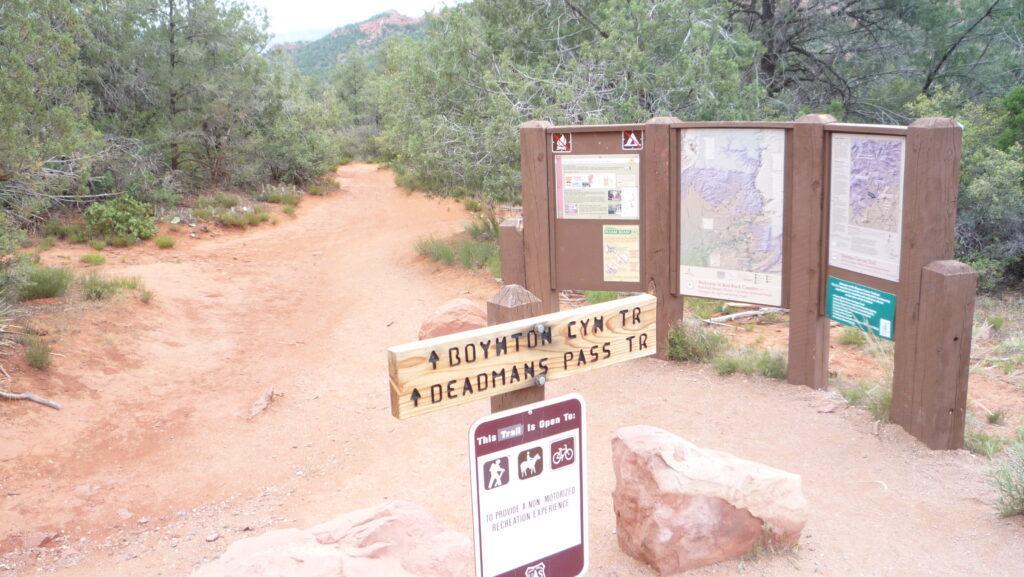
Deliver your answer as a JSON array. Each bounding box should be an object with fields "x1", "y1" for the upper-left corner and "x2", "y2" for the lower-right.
[
  {"x1": 989, "y1": 430, "x2": 1024, "y2": 517},
  {"x1": 258, "y1": 184, "x2": 302, "y2": 207},
  {"x1": 838, "y1": 326, "x2": 868, "y2": 346},
  {"x1": 23, "y1": 336, "x2": 51, "y2": 370},
  {"x1": 585, "y1": 291, "x2": 620, "y2": 304},
  {"x1": 218, "y1": 207, "x2": 270, "y2": 228},
  {"x1": 196, "y1": 193, "x2": 241, "y2": 210},
  {"x1": 84, "y1": 195, "x2": 157, "y2": 240},
  {"x1": 966, "y1": 429, "x2": 1006, "y2": 458},
  {"x1": 417, "y1": 235, "x2": 498, "y2": 272},
  {"x1": 667, "y1": 321, "x2": 728, "y2": 362},
  {"x1": 80, "y1": 253, "x2": 106, "y2": 265},
  {"x1": 465, "y1": 210, "x2": 501, "y2": 242},
  {"x1": 713, "y1": 348, "x2": 788, "y2": 379},
  {"x1": 20, "y1": 266, "x2": 74, "y2": 301},
  {"x1": 155, "y1": 236, "x2": 175, "y2": 249},
  {"x1": 685, "y1": 297, "x2": 739, "y2": 320},
  {"x1": 80, "y1": 272, "x2": 142, "y2": 301},
  {"x1": 834, "y1": 378, "x2": 892, "y2": 422}
]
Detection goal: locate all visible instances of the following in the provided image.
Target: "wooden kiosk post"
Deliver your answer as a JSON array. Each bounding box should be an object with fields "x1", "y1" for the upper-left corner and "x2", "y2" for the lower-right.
[
  {"x1": 642, "y1": 117, "x2": 683, "y2": 358},
  {"x1": 906, "y1": 261, "x2": 977, "y2": 449},
  {"x1": 487, "y1": 284, "x2": 545, "y2": 412},
  {"x1": 787, "y1": 114, "x2": 835, "y2": 389},
  {"x1": 519, "y1": 121, "x2": 559, "y2": 313},
  {"x1": 889, "y1": 118, "x2": 969, "y2": 448},
  {"x1": 498, "y1": 218, "x2": 526, "y2": 287}
]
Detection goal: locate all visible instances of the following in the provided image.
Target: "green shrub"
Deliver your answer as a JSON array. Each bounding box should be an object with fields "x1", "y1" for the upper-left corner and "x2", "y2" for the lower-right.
[
  {"x1": 464, "y1": 198, "x2": 484, "y2": 212},
  {"x1": 88, "y1": 239, "x2": 106, "y2": 251},
  {"x1": 43, "y1": 220, "x2": 88, "y2": 242},
  {"x1": 218, "y1": 208, "x2": 270, "y2": 228},
  {"x1": 258, "y1": 184, "x2": 302, "y2": 206},
  {"x1": 20, "y1": 266, "x2": 74, "y2": 301},
  {"x1": 84, "y1": 196, "x2": 157, "y2": 240},
  {"x1": 37, "y1": 237, "x2": 57, "y2": 251},
  {"x1": 713, "y1": 348, "x2": 788, "y2": 379},
  {"x1": 23, "y1": 336, "x2": 51, "y2": 370},
  {"x1": 107, "y1": 235, "x2": 136, "y2": 247},
  {"x1": 80, "y1": 272, "x2": 142, "y2": 301},
  {"x1": 667, "y1": 321, "x2": 728, "y2": 362},
  {"x1": 685, "y1": 297, "x2": 738, "y2": 320},
  {"x1": 80, "y1": 253, "x2": 106, "y2": 265},
  {"x1": 585, "y1": 291, "x2": 620, "y2": 304},
  {"x1": 155, "y1": 236, "x2": 175, "y2": 249},
  {"x1": 282, "y1": 204, "x2": 296, "y2": 216},
  {"x1": 989, "y1": 430, "x2": 1024, "y2": 516},
  {"x1": 196, "y1": 193, "x2": 240, "y2": 210},
  {"x1": 989, "y1": 410, "x2": 1008, "y2": 426},
  {"x1": 967, "y1": 429, "x2": 1007, "y2": 458},
  {"x1": 417, "y1": 237, "x2": 455, "y2": 266},
  {"x1": 305, "y1": 177, "x2": 338, "y2": 196},
  {"x1": 838, "y1": 326, "x2": 868, "y2": 346},
  {"x1": 465, "y1": 211, "x2": 501, "y2": 242},
  {"x1": 454, "y1": 237, "x2": 498, "y2": 269},
  {"x1": 835, "y1": 378, "x2": 893, "y2": 422}
]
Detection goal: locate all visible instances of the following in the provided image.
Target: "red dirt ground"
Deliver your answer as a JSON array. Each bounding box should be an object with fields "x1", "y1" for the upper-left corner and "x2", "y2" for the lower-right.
[{"x1": 1, "y1": 163, "x2": 1022, "y2": 576}]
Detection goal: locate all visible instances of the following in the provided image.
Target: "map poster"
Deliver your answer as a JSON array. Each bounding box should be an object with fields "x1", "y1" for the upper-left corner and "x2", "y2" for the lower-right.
[
  {"x1": 555, "y1": 155, "x2": 640, "y2": 219},
  {"x1": 826, "y1": 276, "x2": 896, "y2": 341},
  {"x1": 602, "y1": 225, "x2": 640, "y2": 283},
  {"x1": 679, "y1": 128, "x2": 786, "y2": 306},
  {"x1": 828, "y1": 133, "x2": 906, "y2": 282}
]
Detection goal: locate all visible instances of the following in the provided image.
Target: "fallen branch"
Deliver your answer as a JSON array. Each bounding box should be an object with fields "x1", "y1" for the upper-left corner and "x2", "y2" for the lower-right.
[
  {"x1": 701, "y1": 308, "x2": 788, "y2": 326},
  {"x1": 0, "y1": 390, "x2": 61, "y2": 410}
]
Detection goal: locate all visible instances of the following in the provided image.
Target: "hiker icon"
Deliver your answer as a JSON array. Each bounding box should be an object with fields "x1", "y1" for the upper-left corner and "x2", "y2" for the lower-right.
[{"x1": 485, "y1": 457, "x2": 509, "y2": 489}]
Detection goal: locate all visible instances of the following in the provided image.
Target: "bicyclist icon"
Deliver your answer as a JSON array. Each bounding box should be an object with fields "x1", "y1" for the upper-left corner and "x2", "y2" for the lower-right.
[{"x1": 549, "y1": 437, "x2": 576, "y2": 470}]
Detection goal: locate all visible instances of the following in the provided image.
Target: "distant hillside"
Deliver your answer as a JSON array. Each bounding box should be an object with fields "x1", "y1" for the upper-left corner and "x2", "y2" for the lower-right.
[{"x1": 271, "y1": 11, "x2": 425, "y2": 78}]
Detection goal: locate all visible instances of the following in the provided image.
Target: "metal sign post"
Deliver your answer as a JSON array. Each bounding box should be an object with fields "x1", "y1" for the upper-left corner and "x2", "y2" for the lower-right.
[{"x1": 469, "y1": 394, "x2": 587, "y2": 577}]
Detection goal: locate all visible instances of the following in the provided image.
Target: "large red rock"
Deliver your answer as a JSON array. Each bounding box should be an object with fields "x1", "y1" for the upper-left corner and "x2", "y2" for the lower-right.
[
  {"x1": 612, "y1": 425, "x2": 807, "y2": 574},
  {"x1": 190, "y1": 501, "x2": 472, "y2": 577},
  {"x1": 418, "y1": 298, "x2": 487, "y2": 340}
]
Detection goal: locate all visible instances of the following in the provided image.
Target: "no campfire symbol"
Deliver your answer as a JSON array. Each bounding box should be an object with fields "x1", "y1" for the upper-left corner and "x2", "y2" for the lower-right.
[
  {"x1": 552, "y1": 133, "x2": 572, "y2": 153},
  {"x1": 622, "y1": 130, "x2": 643, "y2": 150}
]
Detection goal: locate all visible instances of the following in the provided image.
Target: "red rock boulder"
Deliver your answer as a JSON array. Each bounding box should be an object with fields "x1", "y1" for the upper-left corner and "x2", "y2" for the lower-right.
[
  {"x1": 612, "y1": 425, "x2": 808, "y2": 574},
  {"x1": 190, "y1": 501, "x2": 471, "y2": 577},
  {"x1": 418, "y1": 298, "x2": 487, "y2": 340}
]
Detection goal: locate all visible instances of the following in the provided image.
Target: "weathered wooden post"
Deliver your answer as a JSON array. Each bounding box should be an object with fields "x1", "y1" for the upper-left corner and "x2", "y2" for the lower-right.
[
  {"x1": 520, "y1": 120, "x2": 559, "y2": 313},
  {"x1": 488, "y1": 285, "x2": 545, "y2": 412},
  {"x1": 498, "y1": 218, "x2": 526, "y2": 286},
  {"x1": 787, "y1": 114, "x2": 835, "y2": 389},
  {"x1": 904, "y1": 260, "x2": 977, "y2": 449},
  {"x1": 890, "y1": 118, "x2": 964, "y2": 435},
  {"x1": 642, "y1": 117, "x2": 683, "y2": 359}
]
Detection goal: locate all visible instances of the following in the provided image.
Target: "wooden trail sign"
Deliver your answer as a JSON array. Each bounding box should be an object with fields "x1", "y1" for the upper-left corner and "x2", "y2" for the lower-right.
[{"x1": 389, "y1": 294, "x2": 656, "y2": 419}]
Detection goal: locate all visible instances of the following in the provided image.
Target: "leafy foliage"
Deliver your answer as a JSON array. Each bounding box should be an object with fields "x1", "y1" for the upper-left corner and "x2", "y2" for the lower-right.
[
  {"x1": 84, "y1": 196, "x2": 157, "y2": 240},
  {"x1": 20, "y1": 266, "x2": 74, "y2": 301},
  {"x1": 989, "y1": 427, "x2": 1024, "y2": 517},
  {"x1": 907, "y1": 88, "x2": 1024, "y2": 290},
  {"x1": 375, "y1": 0, "x2": 763, "y2": 203},
  {"x1": 667, "y1": 321, "x2": 729, "y2": 362}
]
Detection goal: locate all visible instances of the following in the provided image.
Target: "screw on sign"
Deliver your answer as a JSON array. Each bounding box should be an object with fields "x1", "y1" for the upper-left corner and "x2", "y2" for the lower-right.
[{"x1": 470, "y1": 394, "x2": 587, "y2": 577}]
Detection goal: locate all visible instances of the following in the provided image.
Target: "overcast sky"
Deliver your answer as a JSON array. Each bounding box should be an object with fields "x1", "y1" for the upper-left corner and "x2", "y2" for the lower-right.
[{"x1": 246, "y1": 0, "x2": 465, "y2": 35}]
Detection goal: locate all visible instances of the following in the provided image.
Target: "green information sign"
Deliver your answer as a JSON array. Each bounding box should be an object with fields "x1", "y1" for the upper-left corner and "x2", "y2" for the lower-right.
[{"x1": 826, "y1": 277, "x2": 896, "y2": 341}]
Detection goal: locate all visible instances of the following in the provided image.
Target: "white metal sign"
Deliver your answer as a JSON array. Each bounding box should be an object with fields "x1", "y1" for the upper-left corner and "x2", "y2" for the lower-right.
[{"x1": 469, "y1": 394, "x2": 587, "y2": 577}]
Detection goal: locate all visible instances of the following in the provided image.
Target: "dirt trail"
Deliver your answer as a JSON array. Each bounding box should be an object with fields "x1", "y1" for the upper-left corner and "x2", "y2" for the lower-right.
[{"x1": 2, "y1": 163, "x2": 1022, "y2": 576}]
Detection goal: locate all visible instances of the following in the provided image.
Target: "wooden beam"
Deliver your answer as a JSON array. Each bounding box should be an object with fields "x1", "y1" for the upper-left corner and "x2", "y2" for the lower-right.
[{"x1": 787, "y1": 114, "x2": 835, "y2": 389}]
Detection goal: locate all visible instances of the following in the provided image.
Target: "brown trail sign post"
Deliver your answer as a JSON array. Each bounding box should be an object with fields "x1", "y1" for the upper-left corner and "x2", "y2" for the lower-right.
[
  {"x1": 511, "y1": 115, "x2": 976, "y2": 450},
  {"x1": 388, "y1": 293, "x2": 657, "y2": 419}
]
